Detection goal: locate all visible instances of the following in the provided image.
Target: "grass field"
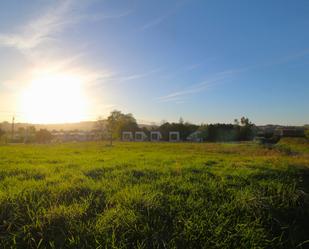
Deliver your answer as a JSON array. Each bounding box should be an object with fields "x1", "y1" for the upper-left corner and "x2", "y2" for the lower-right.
[{"x1": 0, "y1": 139, "x2": 309, "y2": 249}]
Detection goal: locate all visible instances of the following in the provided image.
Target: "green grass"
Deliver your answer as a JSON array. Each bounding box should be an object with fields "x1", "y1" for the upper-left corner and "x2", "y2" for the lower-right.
[{"x1": 0, "y1": 140, "x2": 309, "y2": 248}]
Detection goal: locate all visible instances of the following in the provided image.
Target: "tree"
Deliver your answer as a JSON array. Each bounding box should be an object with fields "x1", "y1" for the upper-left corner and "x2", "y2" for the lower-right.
[
  {"x1": 0, "y1": 128, "x2": 6, "y2": 144},
  {"x1": 120, "y1": 113, "x2": 138, "y2": 133},
  {"x1": 106, "y1": 110, "x2": 138, "y2": 145},
  {"x1": 24, "y1": 126, "x2": 36, "y2": 143},
  {"x1": 234, "y1": 119, "x2": 239, "y2": 125},
  {"x1": 17, "y1": 127, "x2": 25, "y2": 142},
  {"x1": 197, "y1": 118, "x2": 256, "y2": 142},
  {"x1": 95, "y1": 116, "x2": 107, "y2": 140},
  {"x1": 27, "y1": 126, "x2": 36, "y2": 134},
  {"x1": 158, "y1": 121, "x2": 199, "y2": 141},
  {"x1": 305, "y1": 129, "x2": 309, "y2": 139},
  {"x1": 206, "y1": 123, "x2": 237, "y2": 142},
  {"x1": 240, "y1": 117, "x2": 250, "y2": 126},
  {"x1": 0, "y1": 128, "x2": 4, "y2": 138},
  {"x1": 35, "y1": 129, "x2": 52, "y2": 143},
  {"x1": 179, "y1": 117, "x2": 184, "y2": 124},
  {"x1": 106, "y1": 111, "x2": 121, "y2": 145},
  {"x1": 238, "y1": 117, "x2": 255, "y2": 140}
]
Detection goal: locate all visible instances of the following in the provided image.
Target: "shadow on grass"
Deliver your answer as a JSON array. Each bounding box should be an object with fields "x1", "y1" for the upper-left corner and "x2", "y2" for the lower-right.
[{"x1": 248, "y1": 166, "x2": 309, "y2": 249}]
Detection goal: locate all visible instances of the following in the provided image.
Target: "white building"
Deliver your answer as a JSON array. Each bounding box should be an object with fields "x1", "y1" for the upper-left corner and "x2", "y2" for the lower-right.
[
  {"x1": 135, "y1": 131, "x2": 148, "y2": 141},
  {"x1": 150, "y1": 131, "x2": 162, "y2": 141},
  {"x1": 187, "y1": 130, "x2": 203, "y2": 142},
  {"x1": 122, "y1": 131, "x2": 133, "y2": 141},
  {"x1": 169, "y1": 131, "x2": 180, "y2": 142}
]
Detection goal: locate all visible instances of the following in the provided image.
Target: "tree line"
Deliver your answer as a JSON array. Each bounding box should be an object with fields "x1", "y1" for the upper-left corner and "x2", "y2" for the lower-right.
[
  {"x1": 0, "y1": 126, "x2": 53, "y2": 144},
  {"x1": 0, "y1": 110, "x2": 258, "y2": 144},
  {"x1": 98, "y1": 110, "x2": 257, "y2": 144}
]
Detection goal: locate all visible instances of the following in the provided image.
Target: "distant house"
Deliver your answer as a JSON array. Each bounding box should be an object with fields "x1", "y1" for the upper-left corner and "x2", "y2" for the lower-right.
[
  {"x1": 135, "y1": 131, "x2": 148, "y2": 141},
  {"x1": 51, "y1": 130, "x2": 99, "y2": 142},
  {"x1": 274, "y1": 128, "x2": 305, "y2": 137},
  {"x1": 187, "y1": 130, "x2": 203, "y2": 142},
  {"x1": 150, "y1": 131, "x2": 162, "y2": 141},
  {"x1": 122, "y1": 131, "x2": 133, "y2": 141},
  {"x1": 256, "y1": 125, "x2": 278, "y2": 138},
  {"x1": 169, "y1": 131, "x2": 180, "y2": 142}
]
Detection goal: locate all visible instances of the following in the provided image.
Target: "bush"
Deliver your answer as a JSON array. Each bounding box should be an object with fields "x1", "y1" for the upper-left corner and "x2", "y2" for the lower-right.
[{"x1": 305, "y1": 129, "x2": 309, "y2": 139}]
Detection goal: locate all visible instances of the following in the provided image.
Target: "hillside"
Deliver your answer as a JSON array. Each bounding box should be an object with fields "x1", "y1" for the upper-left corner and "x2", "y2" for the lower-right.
[{"x1": 0, "y1": 120, "x2": 155, "y2": 132}]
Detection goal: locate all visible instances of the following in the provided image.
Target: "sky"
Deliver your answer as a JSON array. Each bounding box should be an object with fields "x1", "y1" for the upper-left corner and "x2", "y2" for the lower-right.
[{"x1": 0, "y1": 0, "x2": 308, "y2": 125}]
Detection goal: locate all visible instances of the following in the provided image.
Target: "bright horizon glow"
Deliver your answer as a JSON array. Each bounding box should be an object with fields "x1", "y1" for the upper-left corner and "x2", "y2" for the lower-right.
[{"x1": 20, "y1": 73, "x2": 89, "y2": 124}]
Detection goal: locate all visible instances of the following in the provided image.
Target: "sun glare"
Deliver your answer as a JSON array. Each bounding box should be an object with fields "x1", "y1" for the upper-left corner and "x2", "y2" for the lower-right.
[{"x1": 20, "y1": 73, "x2": 88, "y2": 124}]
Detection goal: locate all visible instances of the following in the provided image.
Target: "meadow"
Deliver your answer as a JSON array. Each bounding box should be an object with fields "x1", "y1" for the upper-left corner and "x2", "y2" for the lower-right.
[{"x1": 0, "y1": 139, "x2": 309, "y2": 249}]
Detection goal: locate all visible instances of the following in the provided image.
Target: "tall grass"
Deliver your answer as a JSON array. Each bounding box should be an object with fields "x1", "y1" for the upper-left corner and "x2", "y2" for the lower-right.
[{"x1": 0, "y1": 140, "x2": 308, "y2": 248}]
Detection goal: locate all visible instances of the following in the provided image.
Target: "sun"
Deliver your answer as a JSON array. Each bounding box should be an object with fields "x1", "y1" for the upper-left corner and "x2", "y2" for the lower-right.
[{"x1": 20, "y1": 73, "x2": 89, "y2": 124}]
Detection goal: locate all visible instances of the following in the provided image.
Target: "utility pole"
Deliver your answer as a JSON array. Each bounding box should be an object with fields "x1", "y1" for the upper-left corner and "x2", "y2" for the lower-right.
[{"x1": 11, "y1": 116, "x2": 15, "y2": 141}]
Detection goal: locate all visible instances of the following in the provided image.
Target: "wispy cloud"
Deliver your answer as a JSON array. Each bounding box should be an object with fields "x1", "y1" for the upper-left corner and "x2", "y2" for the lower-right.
[
  {"x1": 184, "y1": 57, "x2": 217, "y2": 71},
  {"x1": 113, "y1": 68, "x2": 162, "y2": 82},
  {"x1": 185, "y1": 63, "x2": 203, "y2": 71},
  {"x1": 263, "y1": 48, "x2": 309, "y2": 67},
  {"x1": 157, "y1": 78, "x2": 221, "y2": 103},
  {"x1": 156, "y1": 69, "x2": 245, "y2": 103},
  {"x1": 79, "y1": 10, "x2": 133, "y2": 22},
  {"x1": 157, "y1": 48, "x2": 309, "y2": 104},
  {"x1": 0, "y1": 0, "x2": 74, "y2": 52},
  {"x1": 0, "y1": 0, "x2": 128, "y2": 90},
  {"x1": 140, "y1": 15, "x2": 168, "y2": 31},
  {"x1": 0, "y1": 0, "x2": 132, "y2": 57},
  {"x1": 92, "y1": 68, "x2": 162, "y2": 86},
  {"x1": 140, "y1": 0, "x2": 187, "y2": 31}
]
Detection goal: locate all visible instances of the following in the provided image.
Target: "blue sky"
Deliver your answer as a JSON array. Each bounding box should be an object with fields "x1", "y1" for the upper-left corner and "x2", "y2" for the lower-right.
[{"x1": 0, "y1": 0, "x2": 308, "y2": 125}]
